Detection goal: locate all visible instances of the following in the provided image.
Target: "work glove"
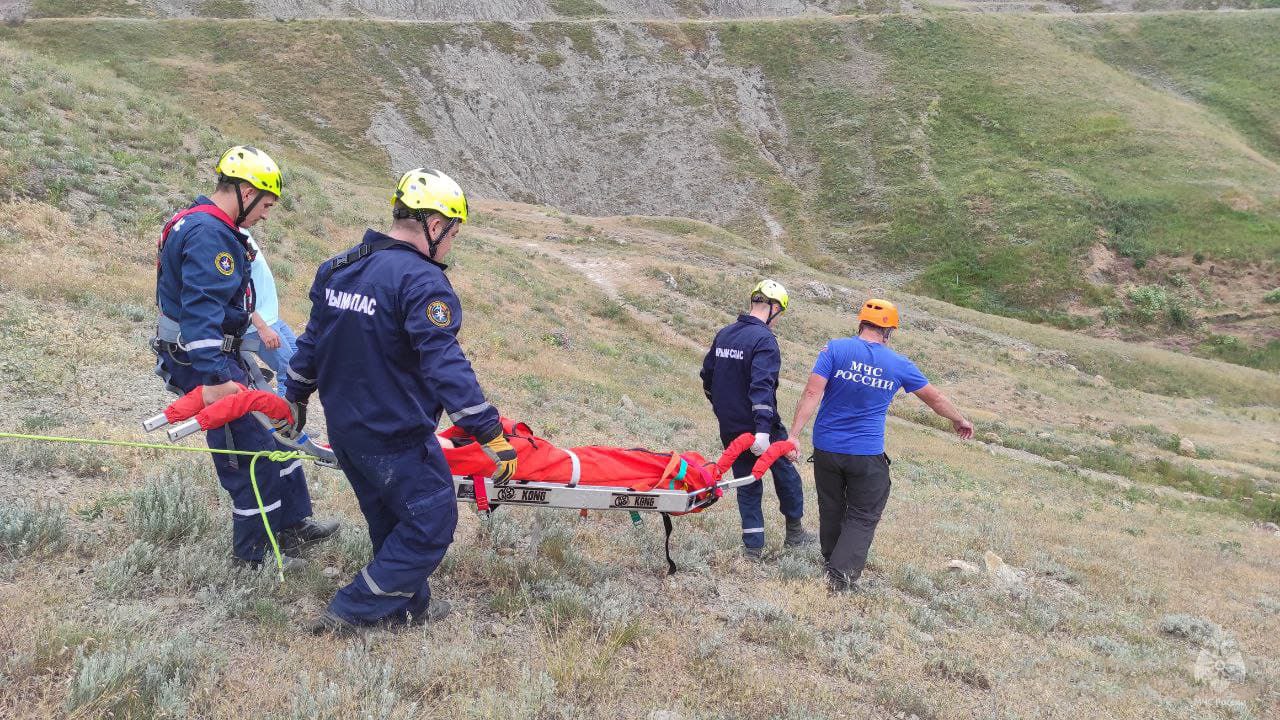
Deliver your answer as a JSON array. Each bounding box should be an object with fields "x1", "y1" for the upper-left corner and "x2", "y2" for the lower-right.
[
  {"x1": 476, "y1": 424, "x2": 518, "y2": 486},
  {"x1": 273, "y1": 400, "x2": 307, "y2": 440},
  {"x1": 750, "y1": 432, "x2": 771, "y2": 456}
]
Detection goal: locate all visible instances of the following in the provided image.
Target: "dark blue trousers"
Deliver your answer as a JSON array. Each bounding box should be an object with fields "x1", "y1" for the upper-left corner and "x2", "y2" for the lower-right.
[
  {"x1": 722, "y1": 433, "x2": 805, "y2": 549},
  {"x1": 158, "y1": 351, "x2": 313, "y2": 561},
  {"x1": 328, "y1": 439, "x2": 458, "y2": 625}
]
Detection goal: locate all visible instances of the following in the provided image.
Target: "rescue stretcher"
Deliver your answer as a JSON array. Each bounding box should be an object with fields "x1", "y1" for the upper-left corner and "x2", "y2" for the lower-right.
[{"x1": 142, "y1": 388, "x2": 795, "y2": 571}]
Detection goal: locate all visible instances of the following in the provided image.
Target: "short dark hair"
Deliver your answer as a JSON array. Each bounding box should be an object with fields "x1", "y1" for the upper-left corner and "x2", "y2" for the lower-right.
[
  {"x1": 859, "y1": 321, "x2": 892, "y2": 337},
  {"x1": 215, "y1": 176, "x2": 240, "y2": 194}
]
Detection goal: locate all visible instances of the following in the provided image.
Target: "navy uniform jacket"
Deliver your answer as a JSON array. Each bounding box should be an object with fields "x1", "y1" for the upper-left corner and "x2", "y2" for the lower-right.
[
  {"x1": 156, "y1": 196, "x2": 254, "y2": 385},
  {"x1": 700, "y1": 314, "x2": 787, "y2": 439},
  {"x1": 285, "y1": 230, "x2": 499, "y2": 453}
]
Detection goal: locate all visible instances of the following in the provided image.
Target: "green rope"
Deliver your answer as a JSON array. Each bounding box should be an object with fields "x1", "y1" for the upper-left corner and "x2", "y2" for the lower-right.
[{"x1": 0, "y1": 431, "x2": 312, "y2": 581}]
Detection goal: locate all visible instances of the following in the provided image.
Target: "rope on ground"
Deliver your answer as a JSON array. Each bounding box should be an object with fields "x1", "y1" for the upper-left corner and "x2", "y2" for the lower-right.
[{"x1": 0, "y1": 431, "x2": 317, "y2": 581}]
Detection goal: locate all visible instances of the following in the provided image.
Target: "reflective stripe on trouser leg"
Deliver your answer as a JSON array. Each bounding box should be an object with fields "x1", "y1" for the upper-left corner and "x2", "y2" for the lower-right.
[{"x1": 329, "y1": 441, "x2": 458, "y2": 625}]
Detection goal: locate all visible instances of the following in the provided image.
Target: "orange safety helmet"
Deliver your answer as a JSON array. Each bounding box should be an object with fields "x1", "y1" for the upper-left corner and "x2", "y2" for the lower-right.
[{"x1": 858, "y1": 298, "x2": 899, "y2": 329}]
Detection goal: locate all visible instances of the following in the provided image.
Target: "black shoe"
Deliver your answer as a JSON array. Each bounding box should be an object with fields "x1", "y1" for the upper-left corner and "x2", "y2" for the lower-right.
[
  {"x1": 278, "y1": 517, "x2": 340, "y2": 553},
  {"x1": 742, "y1": 546, "x2": 764, "y2": 562},
  {"x1": 784, "y1": 519, "x2": 817, "y2": 547},
  {"x1": 308, "y1": 610, "x2": 360, "y2": 636}
]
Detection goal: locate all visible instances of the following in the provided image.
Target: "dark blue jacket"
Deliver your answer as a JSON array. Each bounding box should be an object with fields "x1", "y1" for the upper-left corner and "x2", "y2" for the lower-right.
[
  {"x1": 701, "y1": 314, "x2": 787, "y2": 439},
  {"x1": 156, "y1": 196, "x2": 254, "y2": 385},
  {"x1": 285, "y1": 230, "x2": 500, "y2": 453}
]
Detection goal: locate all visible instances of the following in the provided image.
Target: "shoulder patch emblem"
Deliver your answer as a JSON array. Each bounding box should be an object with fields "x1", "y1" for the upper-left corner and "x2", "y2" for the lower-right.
[
  {"x1": 427, "y1": 300, "x2": 452, "y2": 328},
  {"x1": 215, "y1": 252, "x2": 235, "y2": 276}
]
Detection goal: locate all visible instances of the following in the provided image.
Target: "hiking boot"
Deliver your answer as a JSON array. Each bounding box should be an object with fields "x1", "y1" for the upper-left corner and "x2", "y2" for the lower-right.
[
  {"x1": 742, "y1": 546, "x2": 764, "y2": 562},
  {"x1": 784, "y1": 518, "x2": 816, "y2": 547},
  {"x1": 277, "y1": 517, "x2": 340, "y2": 553},
  {"x1": 233, "y1": 554, "x2": 309, "y2": 573},
  {"x1": 410, "y1": 598, "x2": 452, "y2": 625},
  {"x1": 309, "y1": 610, "x2": 360, "y2": 637}
]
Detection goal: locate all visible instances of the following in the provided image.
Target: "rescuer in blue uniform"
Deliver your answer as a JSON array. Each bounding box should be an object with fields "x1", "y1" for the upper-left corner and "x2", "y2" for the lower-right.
[
  {"x1": 701, "y1": 280, "x2": 815, "y2": 560},
  {"x1": 152, "y1": 145, "x2": 338, "y2": 568},
  {"x1": 285, "y1": 168, "x2": 519, "y2": 634}
]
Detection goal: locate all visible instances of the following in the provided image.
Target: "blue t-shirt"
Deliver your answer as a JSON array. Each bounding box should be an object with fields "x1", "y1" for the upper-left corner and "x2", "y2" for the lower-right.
[
  {"x1": 245, "y1": 233, "x2": 280, "y2": 326},
  {"x1": 811, "y1": 337, "x2": 929, "y2": 455}
]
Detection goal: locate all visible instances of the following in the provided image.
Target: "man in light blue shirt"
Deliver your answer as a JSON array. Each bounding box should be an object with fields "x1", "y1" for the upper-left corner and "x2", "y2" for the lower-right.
[
  {"x1": 244, "y1": 231, "x2": 298, "y2": 397},
  {"x1": 790, "y1": 299, "x2": 973, "y2": 592}
]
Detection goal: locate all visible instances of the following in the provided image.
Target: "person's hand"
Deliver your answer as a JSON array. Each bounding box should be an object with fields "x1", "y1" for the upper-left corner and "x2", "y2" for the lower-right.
[
  {"x1": 953, "y1": 418, "x2": 974, "y2": 440},
  {"x1": 477, "y1": 424, "x2": 518, "y2": 486},
  {"x1": 750, "y1": 432, "x2": 770, "y2": 456},
  {"x1": 272, "y1": 400, "x2": 307, "y2": 440},
  {"x1": 201, "y1": 381, "x2": 242, "y2": 406},
  {"x1": 259, "y1": 325, "x2": 282, "y2": 350},
  {"x1": 785, "y1": 442, "x2": 801, "y2": 463}
]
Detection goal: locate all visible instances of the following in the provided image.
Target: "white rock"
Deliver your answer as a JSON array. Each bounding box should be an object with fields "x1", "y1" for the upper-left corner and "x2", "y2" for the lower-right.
[
  {"x1": 947, "y1": 559, "x2": 980, "y2": 574},
  {"x1": 1178, "y1": 437, "x2": 1197, "y2": 457},
  {"x1": 322, "y1": 566, "x2": 340, "y2": 578},
  {"x1": 983, "y1": 550, "x2": 1023, "y2": 588}
]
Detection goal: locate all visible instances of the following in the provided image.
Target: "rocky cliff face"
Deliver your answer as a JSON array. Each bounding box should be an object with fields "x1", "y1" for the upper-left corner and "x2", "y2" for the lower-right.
[{"x1": 365, "y1": 23, "x2": 807, "y2": 228}]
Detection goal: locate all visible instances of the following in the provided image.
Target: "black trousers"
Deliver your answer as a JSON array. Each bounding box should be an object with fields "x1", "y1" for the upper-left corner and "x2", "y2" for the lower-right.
[{"x1": 813, "y1": 449, "x2": 891, "y2": 580}]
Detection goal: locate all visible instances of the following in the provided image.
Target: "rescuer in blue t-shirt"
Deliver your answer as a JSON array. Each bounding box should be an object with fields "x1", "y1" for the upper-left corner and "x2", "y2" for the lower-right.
[{"x1": 790, "y1": 299, "x2": 973, "y2": 592}]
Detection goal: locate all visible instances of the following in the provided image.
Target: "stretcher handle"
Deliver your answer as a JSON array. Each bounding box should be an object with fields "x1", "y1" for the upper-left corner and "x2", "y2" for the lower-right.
[
  {"x1": 167, "y1": 418, "x2": 202, "y2": 441},
  {"x1": 141, "y1": 413, "x2": 170, "y2": 433}
]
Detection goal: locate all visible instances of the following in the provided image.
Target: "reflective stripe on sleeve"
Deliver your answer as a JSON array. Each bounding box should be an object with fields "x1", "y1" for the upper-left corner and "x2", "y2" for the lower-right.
[
  {"x1": 751, "y1": 404, "x2": 774, "y2": 413},
  {"x1": 361, "y1": 567, "x2": 415, "y2": 598},
  {"x1": 183, "y1": 338, "x2": 226, "y2": 351},
  {"x1": 279, "y1": 460, "x2": 303, "y2": 477},
  {"x1": 742, "y1": 527, "x2": 765, "y2": 534},
  {"x1": 448, "y1": 402, "x2": 492, "y2": 423}
]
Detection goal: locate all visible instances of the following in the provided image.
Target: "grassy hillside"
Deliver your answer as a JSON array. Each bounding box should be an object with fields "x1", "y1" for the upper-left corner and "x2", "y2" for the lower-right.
[
  {"x1": 2, "y1": 12, "x2": 1277, "y2": 369},
  {"x1": 1, "y1": 33, "x2": 1279, "y2": 719}
]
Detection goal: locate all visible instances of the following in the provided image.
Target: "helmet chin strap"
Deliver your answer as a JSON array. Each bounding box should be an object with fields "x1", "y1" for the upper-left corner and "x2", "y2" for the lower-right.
[
  {"x1": 416, "y1": 210, "x2": 458, "y2": 260},
  {"x1": 766, "y1": 302, "x2": 784, "y2": 325},
  {"x1": 233, "y1": 183, "x2": 265, "y2": 227}
]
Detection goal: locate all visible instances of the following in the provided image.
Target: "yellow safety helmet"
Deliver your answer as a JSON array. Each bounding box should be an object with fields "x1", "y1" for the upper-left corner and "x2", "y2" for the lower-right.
[
  {"x1": 858, "y1": 298, "x2": 899, "y2": 329},
  {"x1": 392, "y1": 168, "x2": 468, "y2": 223},
  {"x1": 751, "y1": 279, "x2": 790, "y2": 312},
  {"x1": 215, "y1": 145, "x2": 282, "y2": 198}
]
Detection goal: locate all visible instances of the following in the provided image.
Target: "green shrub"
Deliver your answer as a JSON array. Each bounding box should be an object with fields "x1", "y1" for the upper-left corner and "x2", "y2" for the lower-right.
[
  {"x1": 0, "y1": 503, "x2": 69, "y2": 558},
  {"x1": 1264, "y1": 288, "x2": 1280, "y2": 304},
  {"x1": 128, "y1": 476, "x2": 212, "y2": 546},
  {"x1": 66, "y1": 634, "x2": 208, "y2": 716}
]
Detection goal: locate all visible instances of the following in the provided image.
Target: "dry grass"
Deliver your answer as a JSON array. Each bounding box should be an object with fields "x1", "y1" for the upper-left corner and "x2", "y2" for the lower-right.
[{"x1": 0, "y1": 27, "x2": 1277, "y2": 720}]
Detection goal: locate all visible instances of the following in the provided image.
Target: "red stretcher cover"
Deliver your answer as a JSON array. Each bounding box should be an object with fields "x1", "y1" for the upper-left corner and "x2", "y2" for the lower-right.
[
  {"x1": 438, "y1": 418, "x2": 795, "y2": 494},
  {"x1": 165, "y1": 394, "x2": 797, "y2": 501}
]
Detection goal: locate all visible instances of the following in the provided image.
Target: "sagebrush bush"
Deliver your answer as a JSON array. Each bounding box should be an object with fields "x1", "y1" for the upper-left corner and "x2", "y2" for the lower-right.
[
  {"x1": 128, "y1": 475, "x2": 212, "y2": 546},
  {"x1": 1159, "y1": 613, "x2": 1223, "y2": 646},
  {"x1": 276, "y1": 645, "x2": 418, "y2": 720},
  {"x1": 96, "y1": 539, "x2": 160, "y2": 596},
  {"x1": 66, "y1": 634, "x2": 207, "y2": 716},
  {"x1": 0, "y1": 502, "x2": 69, "y2": 558}
]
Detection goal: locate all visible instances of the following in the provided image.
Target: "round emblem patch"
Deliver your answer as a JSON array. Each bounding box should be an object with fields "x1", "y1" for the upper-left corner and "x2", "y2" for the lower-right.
[
  {"x1": 427, "y1": 300, "x2": 452, "y2": 327},
  {"x1": 215, "y1": 252, "x2": 235, "y2": 276}
]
